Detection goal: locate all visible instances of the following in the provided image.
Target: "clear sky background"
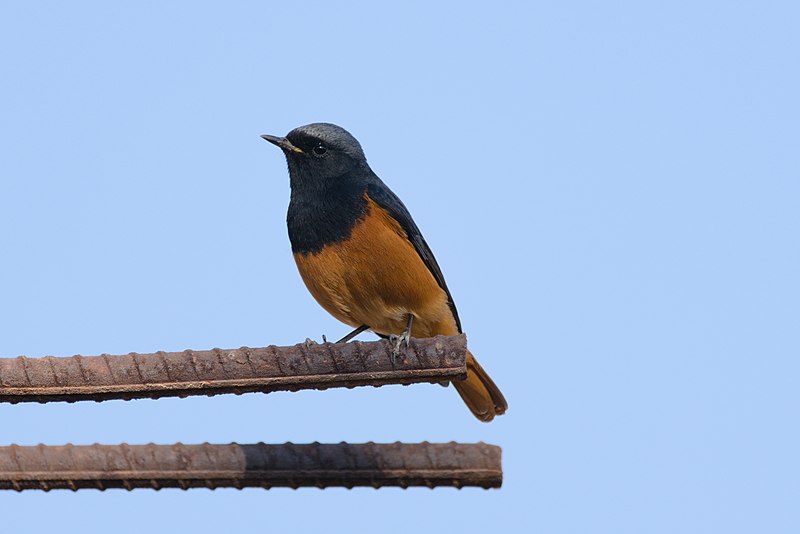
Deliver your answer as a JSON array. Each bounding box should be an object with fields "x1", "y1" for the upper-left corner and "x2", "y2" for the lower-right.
[{"x1": 0, "y1": 1, "x2": 798, "y2": 532}]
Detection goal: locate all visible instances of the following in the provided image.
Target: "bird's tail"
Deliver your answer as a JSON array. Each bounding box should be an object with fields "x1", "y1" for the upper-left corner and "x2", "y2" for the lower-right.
[{"x1": 452, "y1": 350, "x2": 508, "y2": 422}]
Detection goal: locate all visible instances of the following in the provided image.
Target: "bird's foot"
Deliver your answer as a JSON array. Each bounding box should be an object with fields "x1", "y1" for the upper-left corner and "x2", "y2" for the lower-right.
[
  {"x1": 388, "y1": 330, "x2": 411, "y2": 364},
  {"x1": 304, "y1": 334, "x2": 330, "y2": 348},
  {"x1": 388, "y1": 314, "x2": 414, "y2": 366}
]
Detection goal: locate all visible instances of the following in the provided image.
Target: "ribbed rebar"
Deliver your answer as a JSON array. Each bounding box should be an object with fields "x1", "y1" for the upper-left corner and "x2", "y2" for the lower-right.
[
  {"x1": 0, "y1": 336, "x2": 467, "y2": 404},
  {"x1": 0, "y1": 442, "x2": 501, "y2": 491}
]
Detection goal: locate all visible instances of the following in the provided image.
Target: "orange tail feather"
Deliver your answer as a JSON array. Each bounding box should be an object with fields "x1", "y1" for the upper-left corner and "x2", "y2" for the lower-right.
[{"x1": 452, "y1": 350, "x2": 508, "y2": 422}]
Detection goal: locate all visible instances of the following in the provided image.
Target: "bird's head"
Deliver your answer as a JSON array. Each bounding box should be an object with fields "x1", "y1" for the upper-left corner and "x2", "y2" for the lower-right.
[{"x1": 262, "y1": 123, "x2": 369, "y2": 188}]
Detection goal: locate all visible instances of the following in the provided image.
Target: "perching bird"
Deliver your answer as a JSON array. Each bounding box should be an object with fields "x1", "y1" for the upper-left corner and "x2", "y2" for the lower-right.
[{"x1": 261, "y1": 123, "x2": 507, "y2": 422}]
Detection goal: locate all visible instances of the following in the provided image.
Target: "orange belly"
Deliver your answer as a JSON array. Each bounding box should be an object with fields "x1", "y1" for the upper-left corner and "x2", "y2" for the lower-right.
[{"x1": 293, "y1": 196, "x2": 458, "y2": 338}]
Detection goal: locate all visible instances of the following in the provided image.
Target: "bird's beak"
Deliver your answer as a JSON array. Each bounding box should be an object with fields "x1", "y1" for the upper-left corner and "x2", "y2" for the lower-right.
[{"x1": 260, "y1": 134, "x2": 304, "y2": 154}]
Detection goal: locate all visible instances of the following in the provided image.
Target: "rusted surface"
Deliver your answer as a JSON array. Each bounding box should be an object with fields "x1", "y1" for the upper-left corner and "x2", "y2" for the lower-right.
[
  {"x1": 0, "y1": 442, "x2": 501, "y2": 491},
  {"x1": 0, "y1": 336, "x2": 467, "y2": 403}
]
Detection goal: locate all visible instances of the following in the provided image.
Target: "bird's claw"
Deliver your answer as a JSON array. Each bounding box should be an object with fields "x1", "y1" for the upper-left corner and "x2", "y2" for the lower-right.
[
  {"x1": 389, "y1": 330, "x2": 411, "y2": 365},
  {"x1": 304, "y1": 335, "x2": 329, "y2": 348}
]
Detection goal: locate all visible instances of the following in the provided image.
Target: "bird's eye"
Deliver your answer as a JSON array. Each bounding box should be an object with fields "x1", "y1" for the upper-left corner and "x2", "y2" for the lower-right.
[{"x1": 313, "y1": 144, "x2": 327, "y2": 156}]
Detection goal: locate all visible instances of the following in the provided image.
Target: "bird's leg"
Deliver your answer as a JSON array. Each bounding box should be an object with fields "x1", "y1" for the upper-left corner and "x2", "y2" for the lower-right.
[
  {"x1": 389, "y1": 314, "x2": 414, "y2": 362},
  {"x1": 335, "y1": 324, "x2": 370, "y2": 344}
]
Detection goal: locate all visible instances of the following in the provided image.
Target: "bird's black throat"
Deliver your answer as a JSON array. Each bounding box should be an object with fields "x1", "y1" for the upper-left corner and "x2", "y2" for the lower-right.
[{"x1": 287, "y1": 174, "x2": 370, "y2": 255}]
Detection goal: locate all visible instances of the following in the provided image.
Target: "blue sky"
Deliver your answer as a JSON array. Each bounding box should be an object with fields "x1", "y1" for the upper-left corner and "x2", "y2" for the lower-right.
[{"x1": 0, "y1": 1, "x2": 798, "y2": 532}]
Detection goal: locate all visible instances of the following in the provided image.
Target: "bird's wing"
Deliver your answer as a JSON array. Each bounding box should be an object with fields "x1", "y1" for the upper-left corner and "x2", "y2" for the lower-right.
[{"x1": 366, "y1": 181, "x2": 462, "y2": 333}]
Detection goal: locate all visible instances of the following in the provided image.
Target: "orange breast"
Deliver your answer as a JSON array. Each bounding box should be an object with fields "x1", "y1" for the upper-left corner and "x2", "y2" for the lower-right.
[{"x1": 293, "y1": 195, "x2": 458, "y2": 337}]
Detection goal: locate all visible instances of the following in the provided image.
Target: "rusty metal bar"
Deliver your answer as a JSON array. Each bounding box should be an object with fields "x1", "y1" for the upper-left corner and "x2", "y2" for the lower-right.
[
  {"x1": 0, "y1": 335, "x2": 467, "y2": 404},
  {"x1": 0, "y1": 442, "x2": 501, "y2": 491}
]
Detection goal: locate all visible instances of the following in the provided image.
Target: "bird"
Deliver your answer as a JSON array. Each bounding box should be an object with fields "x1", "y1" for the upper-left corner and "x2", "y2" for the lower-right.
[{"x1": 261, "y1": 123, "x2": 507, "y2": 422}]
